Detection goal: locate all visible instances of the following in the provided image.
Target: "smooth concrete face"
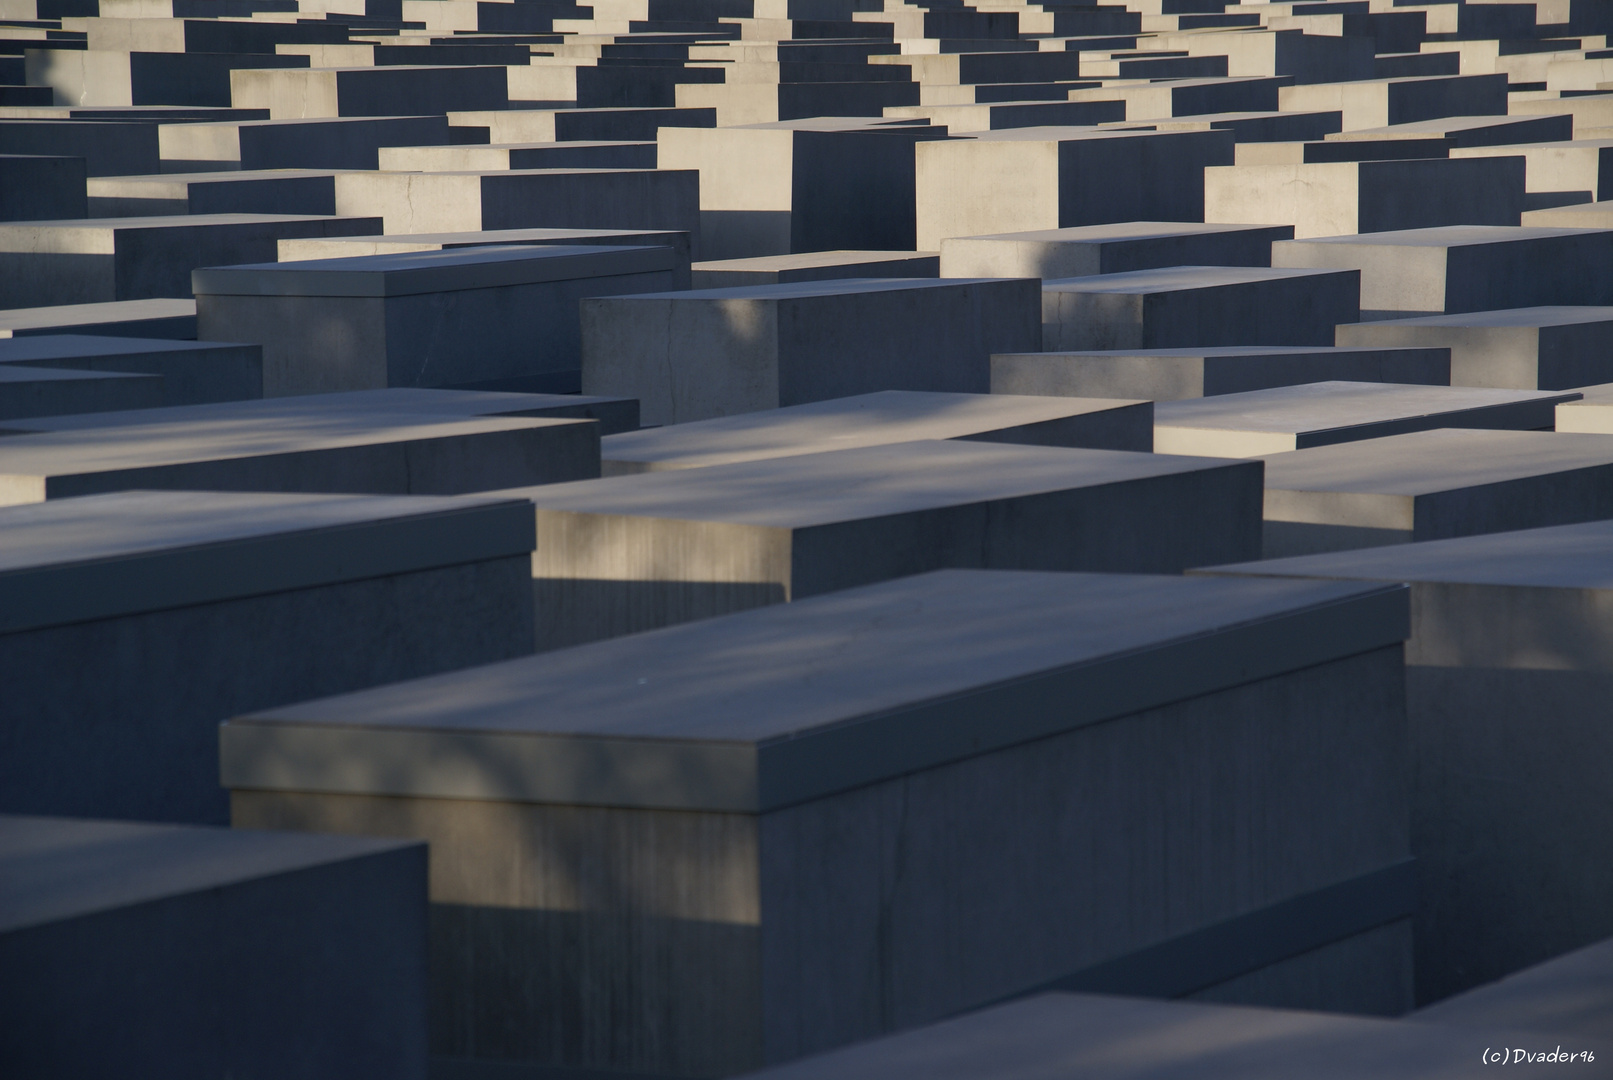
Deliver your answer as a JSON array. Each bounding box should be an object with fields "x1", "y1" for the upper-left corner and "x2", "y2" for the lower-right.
[
  {"x1": 225, "y1": 569, "x2": 1410, "y2": 1073},
  {"x1": 1272, "y1": 226, "x2": 1613, "y2": 316},
  {"x1": 1334, "y1": 307, "x2": 1613, "y2": 390},
  {"x1": 1039, "y1": 265, "x2": 1361, "y2": 351},
  {"x1": 1558, "y1": 381, "x2": 1613, "y2": 434},
  {"x1": 689, "y1": 250, "x2": 938, "y2": 288},
  {"x1": 937, "y1": 221, "x2": 1295, "y2": 279},
  {"x1": 0, "y1": 386, "x2": 640, "y2": 437},
  {"x1": 1204, "y1": 157, "x2": 1525, "y2": 238},
  {"x1": 580, "y1": 277, "x2": 1042, "y2": 427},
  {"x1": 195, "y1": 244, "x2": 676, "y2": 397},
  {"x1": 0, "y1": 333, "x2": 261, "y2": 405},
  {"x1": 0, "y1": 298, "x2": 197, "y2": 340},
  {"x1": 0, "y1": 364, "x2": 163, "y2": 420},
  {"x1": 158, "y1": 114, "x2": 453, "y2": 172},
  {"x1": 1153, "y1": 381, "x2": 1577, "y2": 458},
  {"x1": 991, "y1": 345, "x2": 1451, "y2": 401},
  {"x1": 0, "y1": 213, "x2": 383, "y2": 307},
  {"x1": 0, "y1": 815, "x2": 430, "y2": 1080},
  {"x1": 1259, "y1": 428, "x2": 1613, "y2": 557},
  {"x1": 1199, "y1": 518, "x2": 1613, "y2": 1003},
  {"x1": 1449, "y1": 140, "x2": 1613, "y2": 203},
  {"x1": 84, "y1": 168, "x2": 341, "y2": 218},
  {"x1": 0, "y1": 410, "x2": 600, "y2": 504},
  {"x1": 913, "y1": 127, "x2": 1235, "y2": 251},
  {"x1": 1276, "y1": 74, "x2": 1508, "y2": 132},
  {"x1": 727, "y1": 992, "x2": 1605, "y2": 1080},
  {"x1": 0, "y1": 489, "x2": 537, "y2": 824},
  {"x1": 599, "y1": 390, "x2": 1152, "y2": 474},
  {"x1": 1412, "y1": 936, "x2": 1613, "y2": 1044},
  {"x1": 496, "y1": 438, "x2": 1261, "y2": 649}
]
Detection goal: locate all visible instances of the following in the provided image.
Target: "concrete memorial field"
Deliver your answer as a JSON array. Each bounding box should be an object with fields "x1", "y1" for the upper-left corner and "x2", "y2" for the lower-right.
[{"x1": 4, "y1": 0, "x2": 1613, "y2": 1074}]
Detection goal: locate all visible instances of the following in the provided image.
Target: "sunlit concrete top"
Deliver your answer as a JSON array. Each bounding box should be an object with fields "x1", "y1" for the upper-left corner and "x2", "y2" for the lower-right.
[
  {"x1": 1154, "y1": 381, "x2": 1576, "y2": 457},
  {"x1": 0, "y1": 489, "x2": 535, "y2": 635},
  {"x1": 599, "y1": 390, "x2": 1149, "y2": 473},
  {"x1": 0, "y1": 299, "x2": 196, "y2": 339},
  {"x1": 220, "y1": 568, "x2": 1405, "y2": 812},
  {"x1": 0, "y1": 814, "x2": 418, "y2": 935}
]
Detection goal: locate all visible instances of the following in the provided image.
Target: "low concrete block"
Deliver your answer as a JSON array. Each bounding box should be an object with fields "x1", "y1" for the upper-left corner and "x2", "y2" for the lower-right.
[
  {"x1": 195, "y1": 244, "x2": 676, "y2": 396},
  {"x1": 0, "y1": 298, "x2": 197, "y2": 340},
  {"x1": 0, "y1": 333, "x2": 260, "y2": 404},
  {"x1": 0, "y1": 119, "x2": 159, "y2": 176},
  {"x1": 582, "y1": 276, "x2": 1040, "y2": 425},
  {"x1": 0, "y1": 364, "x2": 162, "y2": 420},
  {"x1": 1153, "y1": 381, "x2": 1576, "y2": 457},
  {"x1": 1202, "y1": 519, "x2": 1613, "y2": 1002},
  {"x1": 376, "y1": 139, "x2": 657, "y2": 171},
  {"x1": 1277, "y1": 74, "x2": 1507, "y2": 131},
  {"x1": 991, "y1": 345, "x2": 1450, "y2": 400},
  {"x1": 159, "y1": 114, "x2": 452, "y2": 172},
  {"x1": 86, "y1": 168, "x2": 340, "y2": 217},
  {"x1": 690, "y1": 250, "x2": 938, "y2": 288},
  {"x1": 1273, "y1": 226, "x2": 1613, "y2": 316},
  {"x1": 938, "y1": 221, "x2": 1294, "y2": 278},
  {"x1": 0, "y1": 489, "x2": 537, "y2": 823},
  {"x1": 1413, "y1": 935, "x2": 1613, "y2": 1043},
  {"x1": 0, "y1": 815, "x2": 428, "y2": 1080},
  {"x1": 1258, "y1": 428, "x2": 1613, "y2": 557},
  {"x1": 1040, "y1": 265, "x2": 1360, "y2": 351},
  {"x1": 229, "y1": 64, "x2": 509, "y2": 120},
  {"x1": 0, "y1": 213, "x2": 382, "y2": 308},
  {"x1": 222, "y1": 568, "x2": 1411, "y2": 1074},
  {"x1": 1335, "y1": 306, "x2": 1613, "y2": 389},
  {"x1": 599, "y1": 389, "x2": 1151, "y2": 474}
]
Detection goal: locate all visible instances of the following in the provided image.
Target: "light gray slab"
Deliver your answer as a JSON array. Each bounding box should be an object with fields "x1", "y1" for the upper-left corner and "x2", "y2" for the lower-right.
[
  {"x1": 738, "y1": 991, "x2": 1610, "y2": 1080},
  {"x1": 0, "y1": 489, "x2": 535, "y2": 635},
  {"x1": 1336, "y1": 306, "x2": 1613, "y2": 390},
  {"x1": 600, "y1": 390, "x2": 1151, "y2": 473},
  {"x1": 991, "y1": 345, "x2": 1451, "y2": 400},
  {"x1": 1154, "y1": 380, "x2": 1576, "y2": 456},
  {"x1": 0, "y1": 298, "x2": 196, "y2": 339},
  {"x1": 221, "y1": 567, "x2": 1405, "y2": 812},
  {"x1": 939, "y1": 221, "x2": 1294, "y2": 279},
  {"x1": 0, "y1": 386, "x2": 640, "y2": 436},
  {"x1": 0, "y1": 813, "x2": 417, "y2": 934},
  {"x1": 690, "y1": 249, "x2": 939, "y2": 288}
]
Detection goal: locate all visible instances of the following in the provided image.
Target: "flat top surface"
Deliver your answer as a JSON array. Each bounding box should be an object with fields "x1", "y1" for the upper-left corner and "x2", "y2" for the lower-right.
[
  {"x1": 1412, "y1": 937, "x2": 1613, "y2": 1043},
  {"x1": 946, "y1": 222, "x2": 1289, "y2": 244},
  {"x1": 1275, "y1": 225, "x2": 1608, "y2": 248},
  {"x1": 1348, "y1": 305, "x2": 1613, "y2": 329},
  {"x1": 241, "y1": 568, "x2": 1390, "y2": 745},
  {"x1": 1203, "y1": 517, "x2": 1613, "y2": 590},
  {"x1": 1155, "y1": 381, "x2": 1574, "y2": 433},
  {"x1": 0, "y1": 412, "x2": 584, "y2": 475},
  {"x1": 0, "y1": 489, "x2": 521, "y2": 577},
  {"x1": 597, "y1": 276, "x2": 1019, "y2": 302},
  {"x1": 692, "y1": 250, "x2": 935, "y2": 271},
  {"x1": 602, "y1": 391, "x2": 1145, "y2": 469},
  {"x1": 0, "y1": 299, "x2": 195, "y2": 332},
  {"x1": 507, "y1": 438, "x2": 1234, "y2": 526},
  {"x1": 1043, "y1": 264, "x2": 1343, "y2": 293},
  {"x1": 0, "y1": 333, "x2": 245, "y2": 363},
  {"x1": 0, "y1": 814, "x2": 417, "y2": 934},
  {"x1": 1, "y1": 387, "x2": 627, "y2": 432},
  {"x1": 743, "y1": 992, "x2": 1601, "y2": 1080},
  {"x1": 1262, "y1": 428, "x2": 1613, "y2": 495},
  {"x1": 0, "y1": 213, "x2": 362, "y2": 232}
]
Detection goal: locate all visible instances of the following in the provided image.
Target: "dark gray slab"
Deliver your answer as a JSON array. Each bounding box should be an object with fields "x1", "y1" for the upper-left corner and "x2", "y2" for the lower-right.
[
  {"x1": 0, "y1": 364, "x2": 163, "y2": 420},
  {"x1": 1414, "y1": 936, "x2": 1613, "y2": 1043},
  {"x1": 938, "y1": 221, "x2": 1295, "y2": 279},
  {"x1": 0, "y1": 814, "x2": 428, "y2": 1080},
  {"x1": 0, "y1": 298, "x2": 197, "y2": 340},
  {"x1": 0, "y1": 333, "x2": 260, "y2": 405},
  {"x1": 690, "y1": 250, "x2": 939, "y2": 288}
]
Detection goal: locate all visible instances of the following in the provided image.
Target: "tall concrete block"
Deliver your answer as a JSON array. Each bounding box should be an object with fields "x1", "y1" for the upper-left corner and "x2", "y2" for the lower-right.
[
  {"x1": 580, "y1": 277, "x2": 1041, "y2": 425},
  {"x1": 222, "y1": 569, "x2": 1412, "y2": 1074}
]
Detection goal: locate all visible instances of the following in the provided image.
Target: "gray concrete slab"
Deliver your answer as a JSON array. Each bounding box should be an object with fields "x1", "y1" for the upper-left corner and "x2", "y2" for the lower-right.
[
  {"x1": 991, "y1": 345, "x2": 1451, "y2": 400},
  {"x1": 1523, "y1": 199, "x2": 1613, "y2": 228},
  {"x1": 599, "y1": 390, "x2": 1151, "y2": 474},
  {"x1": 1557, "y1": 380, "x2": 1613, "y2": 434},
  {"x1": 1258, "y1": 428, "x2": 1613, "y2": 557},
  {"x1": 158, "y1": 114, "x2": 453, "y2": 172},
  {"x1": 0, "y1": 364, "x2": 162, "y2": 420},
  {"x1": 938, "y1": 221, "x2": 1294, "y2": 279},
  {"x1": 729, "y1": 992, "x2": 1609, "y2": 1080},
  {"x1": 0, "y1": 153, "x2": 85, "y2": 221},
  {"x1": 223, "y1": 567, "x2": 1410, "y2": 1074},
  {"x1": 1199, "y1": 518, "x2": 1613, "y2": 1002},
  {"x1": 0, "y1": 814, "x2": 428, "y2": 1080},
  {"x1": 0, "y1": 386, "x2": 640, "y2": 436},
  {"x1": 1272, "y1": 226, "x2": 1613, "y2": 316},
  {"x1": 580, "y1": 277, "x2": 1041, "y2": 426},
  {"x1": 230, "y1": 64, "x2": 509, "y2": 120},
  {"x1": 0, "y1": 298, "x2": 197, "y2": 339},
  {"x1": 1413, "y1": 936, "x2": 1613, "y2": 1043},
  {"x1": 0, "y1": 408, "x2": 599, "y2": 504},
  {"x1": 85, "y1": 167, "x2": 342, "y2": 217},
  {"x1": 1335, "y1": 306, "x2": 1613, "y2": 390},
  {"x1": 497, "y1": 438, "x2": 1260, "y2": 648},
  {"x1": 0, "y1": 213, "x2": 383, "y2": 308},
  {"x1": 377, "y1": 140, "x2": 657, "y2": 172},
  {"x1": 195, "y1": 243, "x2": 676, "y2": 397},
  {"x1": 690, "y1": 249, "x2": 938, "y2": 288},
  {"x1": 1153, "y1": 381, "x2": 1576, "y2": 457},
  {"x1": 0, "y1": 333, "x2": 260, "y2": 404},
  {"x1": 1040, "y1": 265, "x2": 1360, "y2": 351},
  {"x1": 0, "y1": 488, "x2": 536, "y2": 823}
]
